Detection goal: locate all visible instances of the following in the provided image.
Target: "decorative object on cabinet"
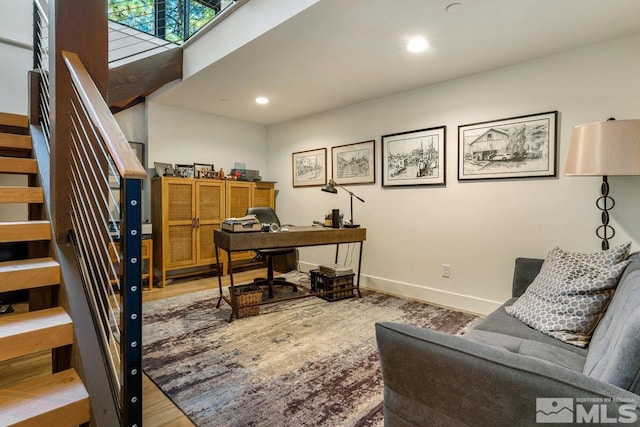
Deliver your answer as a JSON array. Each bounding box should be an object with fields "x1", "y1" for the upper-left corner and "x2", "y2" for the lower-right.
[
  {"x1": 321, "y1": 179, "x2": 365, "y2": 228},
  {"x1": 154, "y1": 161, "x2": 174, "y2": 177},
  {"x1": 331, "y1": 140, "x2": 375, "y2": 185},
  {"x1": 174, "y1": 164, "x2": 194, "y2": 178},
  {"x1": 564, "y1": 118, "x2": 640, "y2": 250},
  {"x1": 458, "y1": 111, "x2": 557, "y2": 181},
  {"x1": 194, "y1": 163, "x2": 215, "y2": 179},
  {"x1": 292, "y1": 148, "x2": 327, "y2": 187},
  {"x1": 382, "y1": 126, "x2": 446, "y2": 187},
  {"x1": 151, "y1": 177, "x2": 226, "y2": 287}
]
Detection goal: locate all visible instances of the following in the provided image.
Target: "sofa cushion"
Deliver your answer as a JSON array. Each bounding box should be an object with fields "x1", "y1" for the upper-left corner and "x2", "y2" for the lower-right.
[
  {"x1": 463, "y1": 330, "x2": 586, "y2": 372},
  {"x1": 584, "y1": 252, "x2": 640, "y2": 394},
  {"x1": 470, "y1": 299, "x2": 587, "y2": 356},
  {"x1": 505, "y1": 244, "x2": 630, "y2": 347}
]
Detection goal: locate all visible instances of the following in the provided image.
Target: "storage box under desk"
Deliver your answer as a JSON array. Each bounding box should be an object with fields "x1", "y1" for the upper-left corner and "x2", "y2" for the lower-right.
[{"x1": 310, "y1": 269, "x2": 355, "y2": 301}]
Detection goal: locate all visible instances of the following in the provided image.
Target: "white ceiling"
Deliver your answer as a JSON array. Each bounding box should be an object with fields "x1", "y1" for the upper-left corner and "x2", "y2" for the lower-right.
[{"x1": 152, "y1": 0, "x2": 640, "y2": 126}]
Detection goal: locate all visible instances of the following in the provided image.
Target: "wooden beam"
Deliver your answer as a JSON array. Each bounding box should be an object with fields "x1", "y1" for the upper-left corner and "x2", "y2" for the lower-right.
[{"x1": 108, "y1": 47, "x2": 183, "y2": 110}]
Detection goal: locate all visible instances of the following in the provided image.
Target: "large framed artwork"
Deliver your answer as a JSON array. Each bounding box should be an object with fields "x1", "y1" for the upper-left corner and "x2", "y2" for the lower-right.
[
  {"x1": 292, "y1": 148, "x2": 327, "y2": 187},
  {"x1": 381, "y1": 126, "x2": 446, "y2": 187},
  {"x1": 458, "y1": 111, "x2": 558, "y2": 181},
  {"x1": 331, "y1": 140, "x2": 375, "y2": 185}
]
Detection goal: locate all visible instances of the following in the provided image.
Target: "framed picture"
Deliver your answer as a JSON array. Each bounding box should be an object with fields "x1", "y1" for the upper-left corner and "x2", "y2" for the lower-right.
[
  {"x1": 292, "y1": 148, "x2": 327, "y2": 187},
  {"x1": 175, "y1": 164, "x2": 194, "y2": 178},
  {"x1": 154, "y1": 162, "x2": 174, "y2": 177},
  {"x1": 458, "y1": 111, "x2": 558, "y2": 181},
  {"x1": 331, "y1": 140, "x2": 375, "y2": 185},
  {"x1": 194, "y1": 163, "x2": 215, "y2": 179},
  {"x1": 381, "y1": 126, "x2": 446, "y2": 187}
]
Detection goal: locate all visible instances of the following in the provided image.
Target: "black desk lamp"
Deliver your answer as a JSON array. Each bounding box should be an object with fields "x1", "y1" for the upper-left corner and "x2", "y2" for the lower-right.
[{"x1": 321, "y1": 179, "x2": 365, "y2": 228}]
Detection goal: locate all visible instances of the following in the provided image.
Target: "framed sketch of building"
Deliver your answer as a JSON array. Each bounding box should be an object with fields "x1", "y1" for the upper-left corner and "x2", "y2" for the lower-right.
[
  {"x1": 332, "y1": 140, "x2": 375, "y2": 185},
  {"x1": 458, "y1": 111, "x2": 558, "y2": 181},
  {"x1": 292, "y1": 148, "x2": 327, "y2": 187},
  {"x1": 381, "y1": 126, "x2": 446, "y2": 187}
]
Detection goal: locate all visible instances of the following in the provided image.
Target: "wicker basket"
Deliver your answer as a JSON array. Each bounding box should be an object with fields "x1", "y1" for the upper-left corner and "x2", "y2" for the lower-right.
[{"x1": 234, "y1": 284, "x2": 263, "y2": 318}]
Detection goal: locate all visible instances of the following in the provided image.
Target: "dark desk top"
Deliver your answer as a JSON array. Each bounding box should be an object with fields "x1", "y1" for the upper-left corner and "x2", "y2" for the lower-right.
[{"x1": 214, "y1": 226, "x2": 366, "y2": 252}]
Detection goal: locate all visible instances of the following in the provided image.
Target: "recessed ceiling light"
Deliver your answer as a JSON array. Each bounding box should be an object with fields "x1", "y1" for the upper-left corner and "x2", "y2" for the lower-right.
[
  {"x1": 407, "y1": 36, "x2": 428, "y2": 53},
  {"x1": 255, "y1": 97, "x2": 269, "y2": 105}
]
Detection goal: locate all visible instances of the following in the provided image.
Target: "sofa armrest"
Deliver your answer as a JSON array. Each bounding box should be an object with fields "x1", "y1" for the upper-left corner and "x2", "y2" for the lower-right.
[
  {"x1": 375, "y1": 322, "x2": 639, "y2": 426},
  {"x1": 512, "y1": 257, "x2": 544, "y2": 297}
]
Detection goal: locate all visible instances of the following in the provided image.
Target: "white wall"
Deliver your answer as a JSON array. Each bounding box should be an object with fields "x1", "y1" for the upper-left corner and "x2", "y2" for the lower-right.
[
  {"x1": 266, "y1": 33, "x2": 640, "y2": 315},
  {"x1": 146, "y1": 102, "x2": 268, "y2": 179},
  {"x1": 0, "y1": 0, "x2": 33, "y2": 221}
]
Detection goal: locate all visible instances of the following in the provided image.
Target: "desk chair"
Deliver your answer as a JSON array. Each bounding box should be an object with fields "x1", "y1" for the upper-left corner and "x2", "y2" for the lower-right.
[{"x1": 246, "y1": 207, "x2": 298, "y2": 298}]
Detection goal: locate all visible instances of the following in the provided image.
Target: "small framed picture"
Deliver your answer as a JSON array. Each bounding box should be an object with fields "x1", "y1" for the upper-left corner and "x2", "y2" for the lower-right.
[
  {"x1": 292, "y1": 148, "x2": 327, "y2": 187},
  {"x1": 381, "y1": 126, "x2": 446, "y2": 187},
  {"x1": 458, "y1": 111, "x2": 558, "y2": 181},
  {"x1": 175, "y1": 164, "x2": 194, "y2": 178},
  {"x1": 154, "y1": 162, "x2": 174, "y2": 177},
  {"x1": 331, "y1": 140, "x2": 375, "y2": 185},
  {"x1": 194, "y1": 163, "x2": 215, "y2": 179}
]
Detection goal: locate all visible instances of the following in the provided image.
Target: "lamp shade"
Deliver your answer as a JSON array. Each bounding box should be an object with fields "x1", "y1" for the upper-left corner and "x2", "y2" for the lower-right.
[{"x1": 564, "y1": 119, "x2": 640, "y2": 176}]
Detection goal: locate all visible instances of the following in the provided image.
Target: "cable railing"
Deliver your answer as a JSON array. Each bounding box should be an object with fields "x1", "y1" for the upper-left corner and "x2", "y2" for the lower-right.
[
  {"x1": 108, "y1": 0, "x2": 236, "y2": 45},
  {"x1": 33, "y1": 0, "x2": 51, "y2": 149},
  {"x1": 62, "y1": 50, "x2": 147, "y2": 426}
]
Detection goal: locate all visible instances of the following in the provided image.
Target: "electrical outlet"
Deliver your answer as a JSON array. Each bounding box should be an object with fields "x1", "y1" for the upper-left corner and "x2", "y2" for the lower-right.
[{"x1": 442, "y1": 264, "x2": 451, "y2": 278}]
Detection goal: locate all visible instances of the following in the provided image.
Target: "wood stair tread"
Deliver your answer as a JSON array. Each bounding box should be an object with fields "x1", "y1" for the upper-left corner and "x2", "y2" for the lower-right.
[
  {"x1": 0, "y1": 113, "x2": 28, "y2": 130},
  {"x1": 0, "y1": 257, "x2": 60, "y2": 293},
  {"x1": 0, "y1": 307, "x2": 73, "y2": 362},
  {"x1": 0, "y1": 186, "x2": 43, "y2": 203},
  {"x1": 0, "y1": 133, "x2": 31, "y2": 151},
  {"x1": 0, "y1": 157, "x2": 37, "y2": 174},
  {"x1": 0, "y1": 221, "x2": 51, "y2": 243},
  {"x1": 0, "y1": 368, "x2": 89, "y2": 426}
]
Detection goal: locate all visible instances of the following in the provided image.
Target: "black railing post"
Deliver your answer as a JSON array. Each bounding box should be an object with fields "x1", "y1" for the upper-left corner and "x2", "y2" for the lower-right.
[
  {"x1": 120, "y1": 177, "x2": 143, "y2": 427},
  {"x1": 155, "y1": 0, "x2": 166, "y2": 40}
]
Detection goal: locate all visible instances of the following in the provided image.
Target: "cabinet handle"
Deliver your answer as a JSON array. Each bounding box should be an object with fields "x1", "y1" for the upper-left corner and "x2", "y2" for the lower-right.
[
  {"x1": 192, "y1": 218, "x2": 197, "y2": 228},
  {"x1": 196, "y1": 217, "x2": 200, "y2": 228}
]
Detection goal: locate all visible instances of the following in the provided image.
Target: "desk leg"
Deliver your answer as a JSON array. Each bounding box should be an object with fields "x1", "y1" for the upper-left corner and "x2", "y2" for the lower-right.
[
  {"x1": 335, "y1": 244, "x2": 339, "y2": 264},
  {"x1": 356, "y1": 241, "x2": 364, "y2": 298},
  {"x1": 227, "y1": 250, "x2": 237, "y2": 322},
  {"x1": 215, "y1": 245, "x2": 223, "y2": 308}
]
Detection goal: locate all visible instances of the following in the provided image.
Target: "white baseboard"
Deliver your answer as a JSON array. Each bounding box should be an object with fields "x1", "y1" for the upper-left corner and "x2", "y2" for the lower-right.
[{"x1": 298, "y1": 261, "x2": 502, "y2": 316}]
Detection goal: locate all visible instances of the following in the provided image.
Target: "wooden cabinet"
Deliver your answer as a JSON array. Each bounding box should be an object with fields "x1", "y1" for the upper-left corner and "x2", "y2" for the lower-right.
[
  {"x1": 225, "y1": 181, "x2": 275, "y2": 263},
  {"x1": 152, "y1": 177, "x2": 225, "y2": 287},
  {"x1": 152, "y1": 178, "x2": 276, "y2": 286}
]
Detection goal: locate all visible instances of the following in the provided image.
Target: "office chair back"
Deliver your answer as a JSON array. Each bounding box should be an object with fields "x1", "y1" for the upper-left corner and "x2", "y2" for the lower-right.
[{"x1": 246, "y1": 206, "x2": 281, "y2": 227}]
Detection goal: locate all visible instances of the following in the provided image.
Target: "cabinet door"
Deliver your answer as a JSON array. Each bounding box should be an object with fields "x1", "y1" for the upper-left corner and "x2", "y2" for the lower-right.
[
  {"x1": 196, "y1": 180, "x2": 225, "y2": 264},
  {"x1": 225, "y1": 181, "x2": 253, "y2": 218},
  {"x1": 166, "y1": 179, "x2": 196, "y2": 268},
  {"x1": 253, "y1": 182, "x2": 275, "y2": 208}
]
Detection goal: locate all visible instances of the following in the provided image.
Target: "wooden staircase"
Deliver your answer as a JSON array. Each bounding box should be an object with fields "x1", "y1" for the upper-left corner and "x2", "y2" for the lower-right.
[{"x1": 0, "y1": 113, "x2": 90, "y2": 426}]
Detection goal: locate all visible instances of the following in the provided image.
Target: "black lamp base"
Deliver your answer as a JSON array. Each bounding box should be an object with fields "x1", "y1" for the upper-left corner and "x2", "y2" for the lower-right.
[{"x1": 344, "y1": 223, "x2": 360, "y2": 228}]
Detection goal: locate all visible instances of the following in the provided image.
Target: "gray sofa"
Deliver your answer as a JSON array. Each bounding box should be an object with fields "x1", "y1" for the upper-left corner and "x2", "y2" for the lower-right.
[{"x1": 376, "y1": 252, "x2": 640, "y2": 426}]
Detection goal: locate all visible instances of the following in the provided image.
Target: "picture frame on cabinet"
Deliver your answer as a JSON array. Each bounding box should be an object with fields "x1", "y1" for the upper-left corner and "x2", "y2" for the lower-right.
[
  {"x1": 154, "y1": 162, "x2": 174, "y2": 177},
  {"x1": 331, "y1": 140, "x2": 375, "y2": 185},
  {"x1": 194, "y1": 163, "x2": 216, "y2": 179},
  {"x1": 457, "y1": 111, "x2": 558, "y2": 181},
  {"x1": 381, "y1": 126, "x2": 446, "y2": 187},
  {"x1": 292, "y1": 148, "x2": 327, "y2": 187},
  {"x1": 175, "y1": 164, "x2": 194, "y2": 178}
]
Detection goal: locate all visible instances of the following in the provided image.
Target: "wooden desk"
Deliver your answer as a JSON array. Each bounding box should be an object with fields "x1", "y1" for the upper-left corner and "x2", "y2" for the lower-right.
[{"x1": 214, "y1": 226, "x2": 366, "y2": 321}]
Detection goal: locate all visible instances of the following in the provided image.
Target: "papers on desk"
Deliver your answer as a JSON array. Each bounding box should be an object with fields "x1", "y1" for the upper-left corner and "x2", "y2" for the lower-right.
[{"x1": 222, "y1": 214, "x2": 262, "y2": 232}]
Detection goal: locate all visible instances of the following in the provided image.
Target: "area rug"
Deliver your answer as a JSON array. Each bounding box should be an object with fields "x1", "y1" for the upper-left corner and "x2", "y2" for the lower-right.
[{"x1": 142, "y1": 272, "x2": 479, "y2": 426}]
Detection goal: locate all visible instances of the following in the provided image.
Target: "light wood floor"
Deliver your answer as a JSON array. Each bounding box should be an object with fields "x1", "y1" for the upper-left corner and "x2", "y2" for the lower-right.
[{"x1": 0, "y1": 269, "x2": 266, "y2": 427}]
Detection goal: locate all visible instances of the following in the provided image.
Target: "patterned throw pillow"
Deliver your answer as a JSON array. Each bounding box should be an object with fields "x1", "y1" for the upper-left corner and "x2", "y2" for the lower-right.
[{"x1": 505, "y1": 242, "x2": 631, "y2": 347}]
